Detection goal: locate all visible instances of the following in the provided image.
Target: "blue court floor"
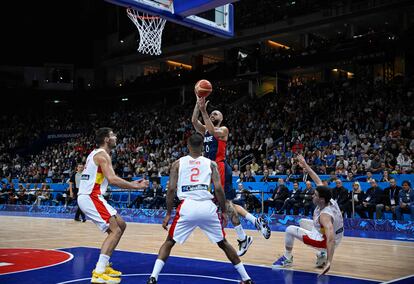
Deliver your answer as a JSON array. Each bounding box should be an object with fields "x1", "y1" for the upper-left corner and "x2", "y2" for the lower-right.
[{"x1": 1, "y1": 246, "x2": 400, "y2": 284}]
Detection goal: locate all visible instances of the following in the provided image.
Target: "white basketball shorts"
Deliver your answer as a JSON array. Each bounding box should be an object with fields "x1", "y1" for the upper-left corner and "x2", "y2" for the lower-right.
[
  {"x1": 78, "y1": 194, "x2": 117, "y2": 232},
  {"x1": 169, "y1": 199, "x2": 225, "y2": 244}
]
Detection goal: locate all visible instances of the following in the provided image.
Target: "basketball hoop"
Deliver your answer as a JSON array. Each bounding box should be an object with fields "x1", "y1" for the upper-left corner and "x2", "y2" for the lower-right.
[{"x1": 127, "y1": 8, "x2": 166, "y2": 56}]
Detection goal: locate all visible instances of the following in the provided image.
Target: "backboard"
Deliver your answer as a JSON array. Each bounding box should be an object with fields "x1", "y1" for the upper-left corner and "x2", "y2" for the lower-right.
[{"x1": 105, "y1": 0, "x2": 235, "y2": 38}]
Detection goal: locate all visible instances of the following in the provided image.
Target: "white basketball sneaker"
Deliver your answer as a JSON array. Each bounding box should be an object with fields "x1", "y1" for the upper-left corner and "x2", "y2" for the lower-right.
[
  {"x1": 255, "y1": 216, "x2": 271, "y2": 239},
  {"x1": 316, "y1": 251, "x2": 327, "y2": 268},
  {"x1": 237, "y1": 236, "x2": 253, "y2": 256}
]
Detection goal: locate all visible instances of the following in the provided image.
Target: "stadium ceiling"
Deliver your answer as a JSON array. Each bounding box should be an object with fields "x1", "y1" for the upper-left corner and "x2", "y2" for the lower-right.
[{"x1": 102, "y1": 0, "x2": 413, "y2": 66}]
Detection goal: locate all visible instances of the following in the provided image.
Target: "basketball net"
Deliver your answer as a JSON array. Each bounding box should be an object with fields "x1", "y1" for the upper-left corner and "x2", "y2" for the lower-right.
[{"x1": 127, "y1": 8, "x2": 166, "y2": 56}]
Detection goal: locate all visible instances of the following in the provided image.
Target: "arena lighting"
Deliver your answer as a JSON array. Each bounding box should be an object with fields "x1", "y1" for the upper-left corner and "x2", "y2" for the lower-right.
[
  {"x1": 166, "y1": 60, "x2": 192, "y2": 70},
  {"x1": 333, "y1": 68, "x2": 354, "y2": 77},
  {"x1": 267, "y1": 40, "x2": 290, "y2": 49},
  {"x1": 121, "y1": 98, "x2": 129, "y2": 101}
]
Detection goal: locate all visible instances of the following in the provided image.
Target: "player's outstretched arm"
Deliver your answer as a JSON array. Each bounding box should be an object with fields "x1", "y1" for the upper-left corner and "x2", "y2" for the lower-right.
[
  {"x1": 319, "y1": 213, "x2": 335, "y2": 276},
  {"x1": 163, "y1": 160, "x2": 179, "y2": 230},
  {"x1": 94, "y1": 152, "x2": 149, "y2": 190},
  {"x1": 192, "y1": 97, "x2": 206, "y2": 134},
  {"x1": 297, "y1": 154, "x2": 323, "y2": 186},
  {"x1": 197, "y1": 97, "x2": 215, "y2": 134},
  {"x1": 197, "y1": 97, "x2": 228, "y2": 139}
]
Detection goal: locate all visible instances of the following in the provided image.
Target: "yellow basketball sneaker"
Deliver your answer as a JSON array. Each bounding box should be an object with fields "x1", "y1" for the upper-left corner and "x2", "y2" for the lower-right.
[
  {"x1": 105, "y1": 263, "x2": 122, "y2": 277},
  {"x1": 91, "y1": 270, "x2": 121, "y2": 284}
]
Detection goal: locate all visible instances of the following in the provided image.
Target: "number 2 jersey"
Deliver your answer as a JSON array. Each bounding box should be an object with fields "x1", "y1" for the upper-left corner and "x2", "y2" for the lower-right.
[{"x1": 177, "y1": 155, "x2": 214, "y2": 201}]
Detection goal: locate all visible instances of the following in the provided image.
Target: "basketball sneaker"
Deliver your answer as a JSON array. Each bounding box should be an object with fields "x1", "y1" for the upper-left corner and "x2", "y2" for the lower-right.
[
  {"x1": 146, "y1": 276, "x2": 157, "y2": 284},
  {"x1": 237, "y1": 235, "x2": 253, "y2": 256},
  {"x1": 91, "y1": 270, "x2": 121, "y2": 284},
  {"x1": 272, "y1": 255, "x2": 293, "y2": 269},
  {"x1": 255, "y1": 216, "x2": 271, "y2": 239},
  {"x1": 105, "y1": 263, "x2": 122, "y2": 277},
  {"x1": 315, "y1": 251, "x2": 327, "y2": 268},
  {"x1": 240, "y1": 279, "x2": 254, "y2": 284}
]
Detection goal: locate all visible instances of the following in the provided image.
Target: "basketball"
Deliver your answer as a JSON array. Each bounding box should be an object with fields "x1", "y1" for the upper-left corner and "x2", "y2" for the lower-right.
[{"x1": 195, "y1": 79, "x2": 212, "y2": 98}]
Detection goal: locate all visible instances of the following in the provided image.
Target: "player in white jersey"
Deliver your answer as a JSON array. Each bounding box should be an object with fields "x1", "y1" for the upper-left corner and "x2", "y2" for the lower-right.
[
  {"x1": 78, "y1": 127, "x2": 149, "y2": 284},
  {"x1": 147, "y1": 134, "x2": 254, "y2": 284},
  {"x1": 273, "y1": 155, "x2": 344, "y2": 276}
]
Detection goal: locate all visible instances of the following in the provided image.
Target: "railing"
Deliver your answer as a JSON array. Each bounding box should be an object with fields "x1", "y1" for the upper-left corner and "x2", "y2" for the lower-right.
[{"x1": 238, "y1": 153, "x2": 254, "y2": 172}]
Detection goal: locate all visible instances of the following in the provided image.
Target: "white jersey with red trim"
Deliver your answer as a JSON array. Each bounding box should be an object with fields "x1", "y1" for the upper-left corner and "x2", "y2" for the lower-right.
[
  {"x1": 78, "y1": 149, "x2": 109, "y2": 196},
  {"x1": 177, "y1": 155, "x2": 213, "y2": 201},
  {"x1": 313, "y1": 199, "x2": 344, "y2": 245}
]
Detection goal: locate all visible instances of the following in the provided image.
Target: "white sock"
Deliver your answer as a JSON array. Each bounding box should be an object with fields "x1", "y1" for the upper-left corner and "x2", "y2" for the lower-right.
[
  {"x1": 234, "y1": 262, "x2": 250, "y2": 281},
  {"x1": 284, "y1": 250, "x2": 293, "y2": 259},
  {"x1": 245, "y1": 213, "x2": 256, "y2": 225},
  {"x1": 95, "y1": 254, "x2": 110, "y2": 274},
  {"x1": 151, "y1": 259, "x2": 165, "y2": 280},
  {"x1": 234, "y1": 224, "x2": 247, "y2": 241}
]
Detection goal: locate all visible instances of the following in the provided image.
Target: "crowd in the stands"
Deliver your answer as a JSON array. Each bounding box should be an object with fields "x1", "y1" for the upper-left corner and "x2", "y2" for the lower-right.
[{"x1": 0, "y1": 78, "x2": 413, "y2": 219}]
